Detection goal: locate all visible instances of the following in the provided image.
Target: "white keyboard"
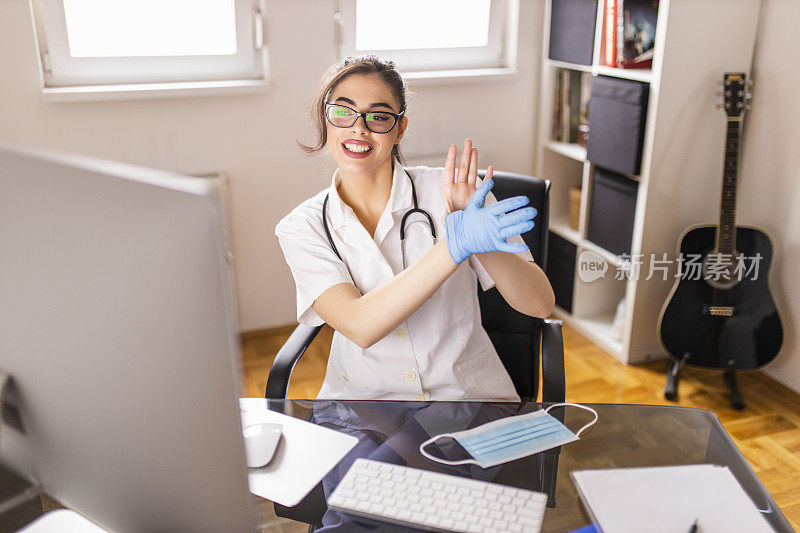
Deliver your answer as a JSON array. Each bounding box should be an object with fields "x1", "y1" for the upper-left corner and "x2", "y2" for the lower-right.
[{"x1": 327, "y1": 458, "x2": 547, "y2": 532}]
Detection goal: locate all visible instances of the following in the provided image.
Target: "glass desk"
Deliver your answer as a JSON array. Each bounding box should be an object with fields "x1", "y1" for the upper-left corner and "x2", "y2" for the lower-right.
[{"x1": 252, "y1": 400, "x2": 792, "y2": 533}]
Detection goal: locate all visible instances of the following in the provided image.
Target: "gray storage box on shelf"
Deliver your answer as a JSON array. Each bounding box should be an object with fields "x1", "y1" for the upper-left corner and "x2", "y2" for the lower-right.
[
  {"x1": 587, "y1": 167, "x2": 638, "y2": 256},
  {"x1": 586, "y1": 76, "x2": 650, "y2": 176},
  {"x1": 546, "y1": 231, "x2": 577, "y2": 313},
  {"x1": 548, "y1": 0, "x2": 597, "y2": 66}
]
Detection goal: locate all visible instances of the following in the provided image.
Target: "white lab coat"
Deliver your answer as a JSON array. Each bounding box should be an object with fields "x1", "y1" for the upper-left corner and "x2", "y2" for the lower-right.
[{"x1": 275, "y1": 158, "x2": 534, "y2": 401}]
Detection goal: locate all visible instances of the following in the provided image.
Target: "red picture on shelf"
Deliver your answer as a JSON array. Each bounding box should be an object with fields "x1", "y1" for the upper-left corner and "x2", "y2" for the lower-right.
[
  {"x1": 599, "y1": 0, "x2": 659, "y2": 69},
  {"x1": 618, "y1": 0, "x2": 659, "y2": 69}
]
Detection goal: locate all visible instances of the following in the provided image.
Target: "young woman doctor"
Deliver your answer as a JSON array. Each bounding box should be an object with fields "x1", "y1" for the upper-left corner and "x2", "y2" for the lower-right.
[{"x1": 275, "y1": 56, "x2": 554, "y2": 402}]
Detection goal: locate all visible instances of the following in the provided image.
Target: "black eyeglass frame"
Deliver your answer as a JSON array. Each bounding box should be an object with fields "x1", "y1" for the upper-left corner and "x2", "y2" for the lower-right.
[{"x1": 324, "y1": 102, "x2": 405, "y2": 134}]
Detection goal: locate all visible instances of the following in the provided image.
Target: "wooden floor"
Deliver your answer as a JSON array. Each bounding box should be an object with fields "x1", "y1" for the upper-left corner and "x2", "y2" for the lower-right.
[{"x1": 242, "y1": 324, "x2": 800, "y2": 531}]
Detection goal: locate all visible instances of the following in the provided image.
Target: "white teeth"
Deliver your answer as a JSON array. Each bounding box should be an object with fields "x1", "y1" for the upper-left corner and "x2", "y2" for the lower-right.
[{"x1": 344, "y1": 143, "x2": 373, "y2": 153}]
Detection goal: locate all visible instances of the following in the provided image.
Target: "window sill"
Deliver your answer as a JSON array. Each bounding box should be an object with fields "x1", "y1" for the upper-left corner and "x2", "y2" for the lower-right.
[
  {"x1": 402, "y1": 67, "x2": 519, "y2": 86},
  {"x1": 41, "y1": 79, "x2": 269, "y2": 103}
]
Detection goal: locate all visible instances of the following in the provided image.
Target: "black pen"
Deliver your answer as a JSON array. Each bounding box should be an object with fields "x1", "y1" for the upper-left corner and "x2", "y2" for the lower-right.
[{"x1": 687, "y1": 518, "x2": 698, "y2": 533}]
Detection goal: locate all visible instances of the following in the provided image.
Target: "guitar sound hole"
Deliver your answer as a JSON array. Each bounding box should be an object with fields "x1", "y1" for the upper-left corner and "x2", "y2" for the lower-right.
[{"x1": 702, "y1": 251, "x2": 741, "y2": 290}]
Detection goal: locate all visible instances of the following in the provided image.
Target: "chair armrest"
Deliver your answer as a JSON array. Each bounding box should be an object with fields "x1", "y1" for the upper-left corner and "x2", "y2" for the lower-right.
[
  {"x1": 265, "y1": 324, "x2": 323, "y2": 399},
  {"x1": 541, "y1": 319, "x2": 565, "y2": 404}
]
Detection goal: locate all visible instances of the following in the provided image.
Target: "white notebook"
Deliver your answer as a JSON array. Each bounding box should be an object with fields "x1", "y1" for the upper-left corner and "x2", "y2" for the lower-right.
[{"x1": 571, "y1": 465, "x2": 773, "y2": 533}]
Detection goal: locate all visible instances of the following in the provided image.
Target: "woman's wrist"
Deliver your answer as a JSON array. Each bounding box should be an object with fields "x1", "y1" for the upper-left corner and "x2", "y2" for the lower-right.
[{"x1": 444, "y1": 211, "x2": 469, "y2": 265}]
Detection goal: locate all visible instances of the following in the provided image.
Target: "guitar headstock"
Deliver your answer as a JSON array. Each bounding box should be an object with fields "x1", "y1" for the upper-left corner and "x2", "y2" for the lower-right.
[{"x1": 716, "y1": 72, "x2": 753, "y2": 116}]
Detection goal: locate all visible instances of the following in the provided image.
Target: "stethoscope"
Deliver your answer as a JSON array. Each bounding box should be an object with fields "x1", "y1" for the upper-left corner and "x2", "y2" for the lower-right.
[{"x1": 322, "y1": 167, "x2": 436, "y2": 270}]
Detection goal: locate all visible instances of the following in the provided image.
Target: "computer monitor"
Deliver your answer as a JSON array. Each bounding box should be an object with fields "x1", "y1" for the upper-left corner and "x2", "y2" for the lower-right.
[{"x1": 0, "y1": 144, "x2": 254, "y2": 532}]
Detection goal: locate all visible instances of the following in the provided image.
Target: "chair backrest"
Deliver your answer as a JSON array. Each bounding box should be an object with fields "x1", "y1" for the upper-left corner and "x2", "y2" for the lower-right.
[{"x1": 476, "y1": 170, "x2": 551, "y2": 401}]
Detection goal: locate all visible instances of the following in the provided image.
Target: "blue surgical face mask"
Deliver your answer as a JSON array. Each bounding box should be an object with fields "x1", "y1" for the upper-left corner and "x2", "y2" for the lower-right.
[{"x1": 419, "y1": 403, "x2": 598, "y2": 468}]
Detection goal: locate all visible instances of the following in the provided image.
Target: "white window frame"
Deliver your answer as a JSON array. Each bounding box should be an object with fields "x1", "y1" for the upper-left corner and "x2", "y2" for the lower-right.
[
  {"x1": 30, "y1": 0, "x2": 267, "y2": 93},
  {"x1": 335, "y1": 0, "x2": 515, "y2": 74}
]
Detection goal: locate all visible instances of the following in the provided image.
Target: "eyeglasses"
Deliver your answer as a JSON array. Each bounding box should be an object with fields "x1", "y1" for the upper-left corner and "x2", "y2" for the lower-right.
[{"x1": 324, "y1": 102, "x2": 404, "y2": 134}]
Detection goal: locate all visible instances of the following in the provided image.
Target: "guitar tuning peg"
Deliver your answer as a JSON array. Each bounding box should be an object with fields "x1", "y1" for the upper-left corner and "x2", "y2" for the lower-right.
[
  {"x1": 746, "y1": 79, "x2": 754, "y2": 87},
  {"x1": 745, "y1": 92, "x2": 753, "y2": 99}
]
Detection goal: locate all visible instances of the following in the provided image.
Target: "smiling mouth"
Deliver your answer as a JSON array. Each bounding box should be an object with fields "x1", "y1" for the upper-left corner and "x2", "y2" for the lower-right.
[{"x1": 342, "y1": 141, "x2": 374, "y2": 154}]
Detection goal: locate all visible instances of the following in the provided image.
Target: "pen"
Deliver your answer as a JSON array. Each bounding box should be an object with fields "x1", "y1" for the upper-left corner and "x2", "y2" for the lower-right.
[{"x1": 687, "y1": 518, "x2": 698, "y2": 533}]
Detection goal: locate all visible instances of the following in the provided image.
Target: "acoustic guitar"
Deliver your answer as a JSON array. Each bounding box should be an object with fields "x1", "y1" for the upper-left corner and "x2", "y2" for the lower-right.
[{"x1": 657, "y1": 72, "x2": 782, "y2": 410}]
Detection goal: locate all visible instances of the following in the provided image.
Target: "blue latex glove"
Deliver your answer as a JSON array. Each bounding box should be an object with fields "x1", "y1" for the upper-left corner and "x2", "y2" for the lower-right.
[{"x1": 444, "y1": 179, "x2": 537, "y2": 264}]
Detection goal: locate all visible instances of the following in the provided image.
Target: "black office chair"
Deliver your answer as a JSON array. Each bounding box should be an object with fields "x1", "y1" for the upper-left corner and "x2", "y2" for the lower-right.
[
  {"x1": 266, "y1": 170, "x2": 564, "y2": 403},
  {"x1": 265, "y1": 171, "x2": 564, "y2": 529}
]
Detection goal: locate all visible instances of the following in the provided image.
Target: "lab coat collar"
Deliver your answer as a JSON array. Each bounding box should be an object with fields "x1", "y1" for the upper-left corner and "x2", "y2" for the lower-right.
[
  {"x1": 325, "y1": 172, "x2": 348, "y2": 231},
  {"x1": 388, "y1": 157, "x2": 413, "y2": 214},
  {"x1": 326, "y1": 157, "x2": 412, "y2": 231}
]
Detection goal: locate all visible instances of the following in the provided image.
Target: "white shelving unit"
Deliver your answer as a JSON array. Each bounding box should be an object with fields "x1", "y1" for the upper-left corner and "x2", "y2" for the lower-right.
[
  {"x1": 545, "y1": 141, "x2": 586, "y2": 162},
  {"x1": 537, "y1": 0, "x2": 761, "y2": 364}
]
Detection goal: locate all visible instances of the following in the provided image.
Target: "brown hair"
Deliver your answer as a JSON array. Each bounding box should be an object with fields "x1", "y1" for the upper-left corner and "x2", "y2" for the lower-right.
[{"x1": 298, "y1": 54, "x2": 409, "y2": 165}]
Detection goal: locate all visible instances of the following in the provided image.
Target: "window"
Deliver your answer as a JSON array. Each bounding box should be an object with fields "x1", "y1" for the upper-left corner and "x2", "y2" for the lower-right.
[
  {"x1": 336, "y1": 0, "x2": 515, "y2": 73},
  {"x1": 31, "y1": 0, "x2": 267, "y2": 88}
]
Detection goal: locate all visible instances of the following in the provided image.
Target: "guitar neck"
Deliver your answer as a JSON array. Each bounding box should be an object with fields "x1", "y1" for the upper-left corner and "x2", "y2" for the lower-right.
[{"x1": 716, "y1": 117, "x2": 742, "y2": 256}]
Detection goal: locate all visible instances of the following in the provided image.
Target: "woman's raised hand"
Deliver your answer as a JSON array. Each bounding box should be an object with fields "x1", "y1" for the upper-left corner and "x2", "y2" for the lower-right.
[
  {"x1": 442, "y1": 139, "x2": 493, "y2": 213},
  {"x1": 444, "y1": 179, "x2": 537, "y2": 265}
]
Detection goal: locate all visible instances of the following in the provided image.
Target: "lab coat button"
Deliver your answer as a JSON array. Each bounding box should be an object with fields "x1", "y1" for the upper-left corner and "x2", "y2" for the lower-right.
[
  {"x1": 404, "y1": 370, "x2": 417, "y2": 382},
  {"x1": 394, "y1": 328, "x2": 406, "y2": 338}
]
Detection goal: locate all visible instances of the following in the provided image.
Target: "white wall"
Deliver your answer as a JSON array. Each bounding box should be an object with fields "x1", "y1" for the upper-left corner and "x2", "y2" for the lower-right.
[
  {"x1": 0, "y1": 0, "x2": 544, "y2": 331},
  {"x1": 738, "y1": 0, "x2": 800, "y2": 393}
]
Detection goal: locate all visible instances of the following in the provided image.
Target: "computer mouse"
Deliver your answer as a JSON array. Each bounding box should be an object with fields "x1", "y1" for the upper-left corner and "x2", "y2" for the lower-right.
[{"x1": 243, "y1": 423, "x2": 283, "y2": 468}]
